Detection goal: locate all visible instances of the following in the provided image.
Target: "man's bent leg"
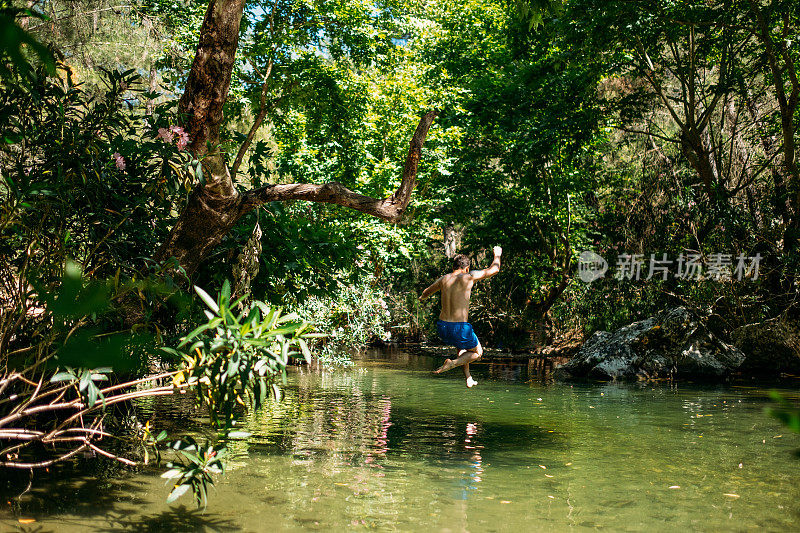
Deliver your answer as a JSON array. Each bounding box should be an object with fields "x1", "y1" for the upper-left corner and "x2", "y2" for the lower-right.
[
  {"x1": 434, "y1": 343, "x2": 483, "y2": 384},
  {"x1": 463, "y1": 342, "x2": 482, "y2": 387},
  {"x1": 434, "y1": 348, "x2": 467, "y2": 374},
  {"x1": 462, "y1": 347, "x2": 472, "y2": 379},
  {"x1": 433, "y1": 351, "x2": 479, "y2": 374}
]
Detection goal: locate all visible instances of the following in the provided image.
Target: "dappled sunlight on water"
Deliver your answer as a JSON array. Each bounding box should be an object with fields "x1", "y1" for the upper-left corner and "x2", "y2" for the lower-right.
[{"x1": 2, "y1": 348, "x2": 799, "y2": 531}]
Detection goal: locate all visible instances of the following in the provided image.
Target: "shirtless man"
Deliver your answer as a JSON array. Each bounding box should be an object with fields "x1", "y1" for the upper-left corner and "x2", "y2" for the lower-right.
[{"x1": 418, "y1": 246, "x2": 502, "y2": 388}]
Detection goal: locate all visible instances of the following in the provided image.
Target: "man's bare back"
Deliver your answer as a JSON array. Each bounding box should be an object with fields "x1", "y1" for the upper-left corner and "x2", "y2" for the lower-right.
[
  {"x1": 438, "y1": 271, "x2": 475, "y2": 322},
  {"x1": 418, "y1": 246, "x2": 502, "y2": 387},
  {"x1": 420, "y1": 246, "x2": 502, "y2": 320}
]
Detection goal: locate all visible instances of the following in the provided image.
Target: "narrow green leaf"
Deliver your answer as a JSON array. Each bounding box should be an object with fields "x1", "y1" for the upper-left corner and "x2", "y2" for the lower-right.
[
  {"x1": 276, "y1": 312, "x2": 300, "y2": 324},
  {"x1": 178, "y1": 323, "x2": 212, "y2": 347},
  {"x1": 50, "y1": 371, "x2": 75, "y2": 383},
  {"x1": 280, "y1": 341, "x2": 289, "y2": 366},
  {"x1": 79, "y1": 371, "x2": 92, "y2": 392},
  {"x1": 166, "y1": 483, "x2": 191, "y2": 503},
  {"x1": 266, "y1": 324, "x2": 303, "y2": 337},
  {"x1": 87, "y1": 385, "x2": 97, "y2": 407},
  {"x1": 299, "y1": 339, "x2": 312, "y2": 364},
  {"x1": 160, "y1": 469, "x2": 182, "y2": 479},
  {"x1": 221, "y1": 280, "x2": 231, "y2": 303},
  {"x1": 194, "y1": 285, "x2": 219, "y2": 314}
]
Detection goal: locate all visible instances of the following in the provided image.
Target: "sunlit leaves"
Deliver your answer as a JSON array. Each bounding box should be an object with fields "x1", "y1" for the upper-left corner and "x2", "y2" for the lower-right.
[
  {"x1": 161, "y1": 437, "x2": 225, "y2": 508},
  {"x1": 49, "y1": 367, "x2": 110, "y2": 408},
  {"x1": 193, "y1": 285, "x2": 220, "y2": 315},
  {"x1": 150, "y1": 283, "x2": 318, "y2": 507},
  {"x1": 0, "y1": 68, "x2": 192, "y2": 318}
]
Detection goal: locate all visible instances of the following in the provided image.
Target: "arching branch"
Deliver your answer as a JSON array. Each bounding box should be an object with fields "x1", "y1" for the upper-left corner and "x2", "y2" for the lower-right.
[{"x1": 239, "y1": 109, "x2": 439, "y2": 222}]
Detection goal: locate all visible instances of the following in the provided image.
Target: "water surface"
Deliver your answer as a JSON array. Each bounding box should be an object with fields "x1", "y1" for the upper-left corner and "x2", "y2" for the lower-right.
[{"x1": 2, "y1": 348, "x2": 799, "y2": 531}]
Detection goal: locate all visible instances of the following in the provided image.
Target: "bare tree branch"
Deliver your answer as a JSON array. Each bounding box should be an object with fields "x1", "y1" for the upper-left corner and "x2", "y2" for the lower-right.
[
  {"x1": 240, "y1": 109, "x2": 439, "y2": 222},
  {"x1": 230, "y1": 58, "x2": 274, "y2": 178}
]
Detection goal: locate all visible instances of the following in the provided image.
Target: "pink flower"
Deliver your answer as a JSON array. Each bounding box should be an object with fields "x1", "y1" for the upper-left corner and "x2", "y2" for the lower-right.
[
  {"x1": 112, "y1": 152, "x2": 126, "y2": 170},
  {"x1": 169, "y1": 125, "x2": 191, "y2": 151},
  {"x1": 157, "y1": 125, "x2": 191, "y2": 150},
  {"x1": 157, "y1": 127, "x2": 174, "y2": 143},
  {"x1": 176, "y1": 132, "x2": 190, "y2": 151}
]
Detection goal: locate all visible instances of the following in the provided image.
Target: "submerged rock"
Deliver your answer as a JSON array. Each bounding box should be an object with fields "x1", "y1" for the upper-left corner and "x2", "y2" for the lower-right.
[{"x1": 553, "y1": 307, "x2": 745, "y2": 381}]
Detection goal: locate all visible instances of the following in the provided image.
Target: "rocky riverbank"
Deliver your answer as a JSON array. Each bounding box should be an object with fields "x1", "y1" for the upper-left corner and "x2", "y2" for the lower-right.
[
  {"x1": 394, "y1": 308, "x2": 800, "y2": 382},
  {"x1": 553, "y1": 307, "x2": 800, "y2": 381}
]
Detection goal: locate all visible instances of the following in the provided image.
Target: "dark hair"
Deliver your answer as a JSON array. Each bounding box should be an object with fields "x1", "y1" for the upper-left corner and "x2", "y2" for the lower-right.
[{"x1": 453, "y1": 254, "x2": 470, "y2": 271}]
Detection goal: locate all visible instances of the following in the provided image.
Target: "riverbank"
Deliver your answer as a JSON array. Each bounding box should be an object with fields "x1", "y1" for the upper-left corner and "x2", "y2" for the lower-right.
[{"x1": 397, "y1": 334, "x2": 800, "y2": 384}]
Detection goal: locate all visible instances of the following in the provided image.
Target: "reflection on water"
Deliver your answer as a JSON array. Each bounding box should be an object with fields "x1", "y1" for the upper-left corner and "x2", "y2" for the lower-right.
[
  {"x1": 459, "y1": 422, "x2": 483, "y2": 499},
  {"x1": 2, "y1": 347, "x2": 799, "y2": 531}
]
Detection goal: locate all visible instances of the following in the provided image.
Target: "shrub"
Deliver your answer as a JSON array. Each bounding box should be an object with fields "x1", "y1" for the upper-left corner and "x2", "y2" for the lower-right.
[{"x1": 294, "y1": 279, "x2": 391, "y2": 366}]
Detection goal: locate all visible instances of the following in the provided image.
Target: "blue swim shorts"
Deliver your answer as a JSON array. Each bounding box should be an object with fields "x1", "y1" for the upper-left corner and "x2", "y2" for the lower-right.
[{"x1": 436, "y1": 320, "x2": 480, "y2": 350}]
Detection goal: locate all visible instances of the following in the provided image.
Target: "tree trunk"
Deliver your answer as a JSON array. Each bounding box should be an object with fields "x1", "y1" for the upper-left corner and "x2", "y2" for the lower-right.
[
  {"x1": 680, "y1": 126, "x2": 719, "y2": 198},
  {"x1": 178, "y1": 0, "x2": 246, "y2": 163},
  {"x1": 443, "y1": 225, "x2": 462, "y2": 259},
  {"x1": 154, "y1": 0, "x2": 438, "y2": 277},
  {"x1": 146, "y1": 63, "x2": 157, "y2": 115},
  {"x1": 155, "y1": 188, "x2": 242, "y2": 275}
]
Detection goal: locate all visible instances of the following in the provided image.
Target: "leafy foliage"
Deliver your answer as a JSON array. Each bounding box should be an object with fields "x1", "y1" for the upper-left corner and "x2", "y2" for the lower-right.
[
  {"x1": 168, "y1": 282, "x2": 315, "y2": 424},
  {"x1": 161, "y1": 437, "x2": 226, "y2": 508},
  {"x1": 0, "y1": 4, "x2": 55, "y2": 79},
  {"x1": 3, "y1": 0, "x2": 800, "y2": 511},
  {"x1": 295, "y1": 279, "x2": 391, "y2": 366},
  {"x1": 1, "y1": 276, "x2": 315, "y2": 508},
  {"x1": 50, "y1": 366, "x2": 112, "y2": 408}
]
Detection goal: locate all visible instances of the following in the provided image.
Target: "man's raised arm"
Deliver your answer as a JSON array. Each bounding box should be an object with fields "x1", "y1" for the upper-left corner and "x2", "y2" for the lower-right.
[
  {"x1": 418, "y1": 277, "x2": 443, "y2": 301},
  {"x1": 470, "y1": 246, "x2": 502, "y2": 280}
]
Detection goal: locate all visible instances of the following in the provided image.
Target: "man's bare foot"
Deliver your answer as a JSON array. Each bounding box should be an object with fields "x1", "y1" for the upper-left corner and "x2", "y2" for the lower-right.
[
  {"x1": 466, "y1": 376, "x2": 478, "y2": 388},
  {"x1": 434, "y1": 359, "x2": 455, "y2": 374}
]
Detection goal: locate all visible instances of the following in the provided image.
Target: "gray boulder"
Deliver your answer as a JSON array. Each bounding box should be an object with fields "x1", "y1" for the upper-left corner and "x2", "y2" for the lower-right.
[
  {"x1": 554, "y1": 307, "x2": 745, "y2": 381},
  {"x1": 731, "y1": 317, "x2": 800, "y2": 374}
]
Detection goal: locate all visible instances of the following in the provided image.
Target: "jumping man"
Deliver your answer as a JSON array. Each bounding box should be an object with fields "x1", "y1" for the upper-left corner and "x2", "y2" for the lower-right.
[{"x1": 418, "y1": 246, "x2": 502, "y2": 388}]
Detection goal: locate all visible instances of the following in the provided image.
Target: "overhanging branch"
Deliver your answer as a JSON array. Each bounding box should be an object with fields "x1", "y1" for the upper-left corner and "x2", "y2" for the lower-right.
[{"x1": 239, "y1": 109, "x2": 439, "y2": 222}]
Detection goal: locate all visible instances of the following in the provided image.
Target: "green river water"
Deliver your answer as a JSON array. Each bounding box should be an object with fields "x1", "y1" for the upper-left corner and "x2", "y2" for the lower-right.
[{"x1": 2, "y1": 348, "x2": 799, "y2": 532}]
